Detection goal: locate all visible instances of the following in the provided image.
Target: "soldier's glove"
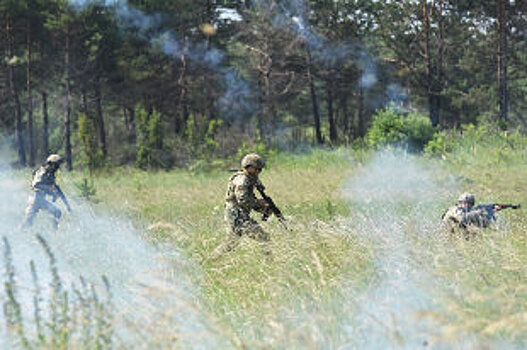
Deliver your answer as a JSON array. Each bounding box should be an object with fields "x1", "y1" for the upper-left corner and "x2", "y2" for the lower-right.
[
  {"x1": 258, "y1": 199, "x2": 272, "y2": 220},
  {"x1": 493, "y1": 204, "x2": 504, "y2": 212},
  {"x1": 258, "y1": 199, "x2": 269, "y2": 210}
]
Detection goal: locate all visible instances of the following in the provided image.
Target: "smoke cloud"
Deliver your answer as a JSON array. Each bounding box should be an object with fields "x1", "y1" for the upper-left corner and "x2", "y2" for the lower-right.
[
  {"x1": 340, "y1": 151, "x2": 511, "y2": 348},
  {"x1": 0, "y1": 154, "x2": 230, "y2": 348},
  {"x1": 67, "y1": 0, "x2": 255, "y2": 121}
]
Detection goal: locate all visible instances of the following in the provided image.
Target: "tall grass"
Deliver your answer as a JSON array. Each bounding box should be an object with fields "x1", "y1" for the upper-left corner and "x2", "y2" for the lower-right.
[
  {"x1": 419, "y1": 124, "x2": 527, "y2": 345},
  {"x1": 52, "y1": 129, "x2": 526, "y2": 347},
  {"x1": 87, "y1": 147, "x2": 375, "y2": 347},
  {"x1": 2, "y1": 235, "x2": 113, "y2": 349}
]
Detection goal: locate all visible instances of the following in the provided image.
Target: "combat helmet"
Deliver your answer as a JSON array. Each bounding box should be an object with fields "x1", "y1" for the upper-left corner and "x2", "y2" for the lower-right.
[
  {"x1": 241, "y1": 153, "x2": 265, "y2": 170},
  {"x1": 458, "y1": 192, "x2": 475, "y2": 206},
  {"x1": 46, "y1": 154, "x2": 64, "y2": 165}
]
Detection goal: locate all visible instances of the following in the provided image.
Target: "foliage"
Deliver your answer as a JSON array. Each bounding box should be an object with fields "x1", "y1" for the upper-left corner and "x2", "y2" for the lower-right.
[
  {"x1": 136, "y1": 105, "x2": 165, "y2": 169},
  {"x1": 425, "y1": 122, "x2": 527, "y2": 167},
  {"x1": 423, "y1": 129, "x2": 457, "y2": 158},
  {"x1": 77, "y1": 113, "x2": 104, "y2": 173},
  {"x1": 235, "y1": 141, "x2": 274, "y2": 167},
  {"x1": 185, "y1": 116, "x2": 222, "y2": 160},
  {"x1": 367, "y1": 108, "x2": 435, "y2": 152},
  {"x1": 74, "y1": 177, "x2": 97, "y2": 201},
  {"x1": 2, "y1": 0, "x2": 526, "y2": 168}
]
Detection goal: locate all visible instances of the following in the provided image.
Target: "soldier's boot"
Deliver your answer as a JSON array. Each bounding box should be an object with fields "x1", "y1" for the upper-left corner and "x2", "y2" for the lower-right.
[{"x1": 202, "y1": 233, "x2": 241, "y2": 264}]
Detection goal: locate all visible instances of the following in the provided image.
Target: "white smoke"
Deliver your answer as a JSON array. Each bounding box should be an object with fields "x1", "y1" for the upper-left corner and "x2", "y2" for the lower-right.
[
  {"x1": 0, "y1": 156, "x2": 231, "y2": 348},
  {"x1": 341, "y1": 151, "x2": 516, "y2": 349},
  {"x1": 67, "y1": 0, "x2": 255, "y2": 120}
]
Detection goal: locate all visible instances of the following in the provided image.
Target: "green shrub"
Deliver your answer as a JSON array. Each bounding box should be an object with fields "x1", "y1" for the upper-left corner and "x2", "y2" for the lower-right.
[
  {"x1": 424, "y1": 130, "x2": 457, "y2": 158},
  {"x1": 136, "y1": 105, "x2": 165, "y2": 169},
  {"x1": 235, "y1": 141, "x2": 274, "y2": 166},
  {"x1": 405, "y1": 112, "x2": 436, "y2": 151},
  {"x1": 424, "y1": 121, "x2": 527, "y2": 166},
  {"x1": 75, "y1": 177, "x2": 98, "y2": 201},
  {"x1": 77, "y1": 113, "x2": 104, "y2": 173},
  {"x1": 367, "y1": 108, "x2": 407, "y2": 148},
  {"x1": 366, "y1": 108, "x2": 435, "y2": 152}
]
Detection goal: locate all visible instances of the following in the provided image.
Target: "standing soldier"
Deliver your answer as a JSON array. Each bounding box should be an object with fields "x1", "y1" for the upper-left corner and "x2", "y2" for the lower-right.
[
  {"x1": 208, "y1": 153, "x2": 271, "y2": 260},
  {"x1": 22, "y1": 154, "x2": 72, "y2": 229}
]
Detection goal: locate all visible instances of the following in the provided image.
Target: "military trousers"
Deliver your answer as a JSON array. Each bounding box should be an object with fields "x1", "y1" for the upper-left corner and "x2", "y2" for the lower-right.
[
  {"x1": 23, "y1": 191, "x2": 61, "y2": 228},
  {"x1": 211, "y1": 207, "x2": 270, "y2": 258}
]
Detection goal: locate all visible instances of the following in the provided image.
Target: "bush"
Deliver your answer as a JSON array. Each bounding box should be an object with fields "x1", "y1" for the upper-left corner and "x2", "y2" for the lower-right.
[
  {"x1": 77, "y1": 113, "x2": 104, "y2": 173},
  {"x1": 424, "y1": 121, "x2": 527, "y2": 166},
  {"x1": 136, "y1": 105, "x2": 165, "y2": 169},
  {"x1": 235, "y1": 141, "x2": 274, "y2": 166},
  {"x1": 405, "y1": 112, "x2": 436, "y2": 151},
  {"x1": 424, "y1": 130, "x2": 457, "y2": 158},
  {"x1": 366, "y1": 108, "x2": 435, "y2": 152}
]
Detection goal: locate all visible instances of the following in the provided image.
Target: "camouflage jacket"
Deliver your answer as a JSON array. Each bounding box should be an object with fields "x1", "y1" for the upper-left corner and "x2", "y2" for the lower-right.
[
  {"x1": 225, "y1": 171, "x2": 264, "y2": 214},
  {"x1": 442, "y1": 205, "x2": 490, "y2": 229},
  {"x1": 31, "y1": 165, "x2": 57, "y2": 193}
]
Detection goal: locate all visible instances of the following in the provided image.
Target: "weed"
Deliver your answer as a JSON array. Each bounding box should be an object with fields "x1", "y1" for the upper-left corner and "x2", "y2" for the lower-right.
[{"x1": 2, "y1": 235, "x2": 114, "y2": 349}]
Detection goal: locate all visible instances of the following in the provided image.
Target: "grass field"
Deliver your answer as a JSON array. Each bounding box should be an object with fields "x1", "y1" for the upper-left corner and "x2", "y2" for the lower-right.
[
  {"x1": 87, "y1": 148, "x2": 375, "y2": 347},
  {"x1": 4, "y1": 128, "x2": 526, "y2": 348},
  {"x1": 417, "y1": 131, "x2": 527, "y2": 345}
]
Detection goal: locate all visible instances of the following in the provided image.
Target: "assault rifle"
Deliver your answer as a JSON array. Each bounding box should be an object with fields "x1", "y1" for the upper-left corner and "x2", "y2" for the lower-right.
[
  {"x1": 474, "y1": 203, "x2": 521, "y2": 221},
  {"x1": 255, "y1": 184, "x2": 289, "y2": 230}
]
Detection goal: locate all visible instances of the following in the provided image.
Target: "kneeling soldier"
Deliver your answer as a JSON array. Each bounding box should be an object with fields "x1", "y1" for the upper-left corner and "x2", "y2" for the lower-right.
[{"x1": 22, "y1": 154, "x2": 72, "y2": 229}]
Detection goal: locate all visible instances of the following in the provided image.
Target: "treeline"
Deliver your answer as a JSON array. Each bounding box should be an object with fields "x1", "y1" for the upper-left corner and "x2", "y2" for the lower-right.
[{"x1": 1, "y1": 0, "x2": 525, "y2": 169}]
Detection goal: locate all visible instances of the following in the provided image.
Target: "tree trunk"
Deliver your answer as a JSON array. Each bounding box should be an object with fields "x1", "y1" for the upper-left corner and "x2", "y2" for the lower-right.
[
  {"x1": 497, "y1": 0, "x2": 508, "y2": 123},
  {"x1": 124, "y1": 106, "x2": 136, "y2": 143},
  {"x1": 340, "y1": 95, "x2": 351, "y2": 144},
  {"x1": 435, "y1": 0, "x2": 445, "y2": 127},
  {"x1": 262, "y1": 54, "x2": 274, "y2": 141},
  {"x1": 423, "y1": 0, "x2": 440, "y2": 127},
  {"x1": 42, "y1": 91, "x2": 49, "y2": 155},
  {"x1": 81, "y1": 87, "x2": 88, "y2": 115},
  {"x1": 327, "y1": 76, "x2": 337, "y2": 143},
  {"x1": 64, "y1": 25, "x2": 73, "y2": 170},
  {"x1": 176, "y1": 54, "x2": 187, "y2": 134},
  {"x1": 27, "y1": 19, "x2": 35, "y2": 166},
  {"x1": 306, "y1": 48, "x2": 323, "y2": 144},
  {"x1": 256, "y1": 78, "x2": 265, "y2": 139},
  {"x1": 357, "y1": 85, "x2": 365, "y2": 138},
  {"x1": 6, "y1": 17, "x2": 26, "y2": 166},
  {"x1": 94, "y1": 77, "x2": 107, "y2": 157}
]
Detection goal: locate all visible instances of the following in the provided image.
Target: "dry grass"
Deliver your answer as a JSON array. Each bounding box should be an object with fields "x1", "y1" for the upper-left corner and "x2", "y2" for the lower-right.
[{"x1": 84, "y1": 148, "x2": 375, "y2": 347}]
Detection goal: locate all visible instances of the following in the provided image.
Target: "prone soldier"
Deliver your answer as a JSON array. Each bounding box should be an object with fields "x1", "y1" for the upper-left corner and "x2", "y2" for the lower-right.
[
  {"x1": 442, "y1": 192, "x2": 520, "y2": 239},
  {"x1": 21, "y1": 154, "x2": 72, "y2": 229}
]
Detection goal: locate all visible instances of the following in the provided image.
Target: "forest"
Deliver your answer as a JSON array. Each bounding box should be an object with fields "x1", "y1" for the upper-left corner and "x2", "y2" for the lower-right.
[{"x1": 1, "y1": 0, "x2": 525, "y2": 169}]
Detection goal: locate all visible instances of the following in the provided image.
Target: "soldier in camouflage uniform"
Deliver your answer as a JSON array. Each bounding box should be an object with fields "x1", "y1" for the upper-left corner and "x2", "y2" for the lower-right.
[
  {"x1": 442, "y1": 192, "x2": 490, "y2": 239},
  {"x1": 209, "y1": 153, "x2": 271, "y2": 260},
  {"x1": 22, "y1": 154, "x2": 71, "y2": 229}
]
